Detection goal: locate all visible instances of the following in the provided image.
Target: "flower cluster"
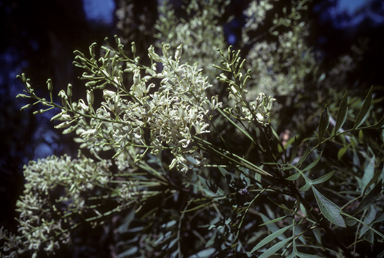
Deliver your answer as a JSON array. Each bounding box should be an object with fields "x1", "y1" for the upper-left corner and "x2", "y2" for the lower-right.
[
  {"x1": 1, "y1": 154, "x2": 112, "y2": 257},
  {"x1": 46, "y1": 42, "x2": 222, "y2": 173},
  {"x1": 215, "y1": 47, "x2": 276, "y2": 126},
  {"x1": 155, "y1": 0, "x2": 229, "y2": 82},
  {"x1": 242, "y1": 0, "x2": 316, "y2": 98}
]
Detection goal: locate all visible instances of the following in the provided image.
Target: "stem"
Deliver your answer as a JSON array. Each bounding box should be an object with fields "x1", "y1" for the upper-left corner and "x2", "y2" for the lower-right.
[{"x1": 289, "y1": 184, "x2": 353, "y2": 258}]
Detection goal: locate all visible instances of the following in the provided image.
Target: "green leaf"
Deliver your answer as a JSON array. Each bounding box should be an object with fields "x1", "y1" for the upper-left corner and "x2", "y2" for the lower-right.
[
  {"x1": 334, "y1": 91, "x2": 349, "y2": 136},
  {"x1": 372, "y1": 212, "x2": 384, "y2": 224},
  {"x1": 286, "y1": 172, "x2": 301, "y2": 181},
  {"x1": 118, "y1": 207, "x2": 136, "y2": 233},
  {"x1": 189, "y1": 248, "x2": 215, "y2": 258},
  {"x1": 342, "y1": 212, "x2": 384, "y2": 239},
  {"x1": 353, "y1": 86, "x2": 373, "y2": 129},
  {"x1": 377, "y1": 249, "x2": 384, "y2": 258},
  {"x1": 296, "y1": 144, "x2": 310, "y2": 168},
  {"x1": 311, "y1": 171, "x2": 335, "y2": 185},
  {"x1": 299, "y1": 179, "x2": 312, "y2": 192},
  {"x1": 258, "y1": 237, "x2": 292, "y2": 258},
  {"x1": 318, "y1": 105, "x2": 330, "y2": 143},
  {"x1": 337, "y1": 146, "x2": 348, "y2": 160},
  {"x1": 249, "y1": 225, "x2": 291, "y2": 255},
  {"x1": 362, "y1": 156, "x2": 376, "y2": 194},
  {"x1": 312, "y1": 228, "x2": 322, "y2": 244},
  {"x1": 118, "y1": 247, "x2": 138, "y2": 257},
  {"x1": 218, "y1": 108, "x2": 265, "y2": 151},
  {"x1": 302, "y1": 151, "x2": 323, "y2": 172},
  {"x1": 312, "y1": 187, "x2": 346, "y2": 227},
  {"x1": 259, "y1": 213, "x2": 286, "y2": 240},
  {"x1": 354, "y1": 180, "x2": 383, "y2": 215},
  {"x1": 297, "y1": 252, "x2": 322, "y2": 258},
  {"x1": 259, "y1": 216, "x2": 287, "y2": 226},
  {"x1": 374, "y1": 115, "x2": 384, "y2": 128},
  {"x1": 359, "y1": 206, "x2": 376, "y2": 237},
  {"x1": 365, "y1": 165, "x2": 384, "y2": 194},
  {"x1": 218, "y1": 166, "x2": 230, "y2": 177},
  {"x1": 289, "y1": 137, "x2": 300, "y2": 164}
]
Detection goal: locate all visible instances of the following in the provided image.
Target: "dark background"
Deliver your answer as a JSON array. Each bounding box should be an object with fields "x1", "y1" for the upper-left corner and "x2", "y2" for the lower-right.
[{"x1": 0, "y1": 0, "x2": 383, "y2": 256}]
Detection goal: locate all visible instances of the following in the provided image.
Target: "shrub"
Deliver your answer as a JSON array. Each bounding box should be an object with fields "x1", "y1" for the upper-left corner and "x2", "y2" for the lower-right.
[{"x1": 1, "y1": 0, "x2": 383, "y2": 257}]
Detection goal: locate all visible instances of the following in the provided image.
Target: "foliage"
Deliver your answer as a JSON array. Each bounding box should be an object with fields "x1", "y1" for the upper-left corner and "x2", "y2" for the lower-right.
[{"x1": 1, "y1": 0, "x2": 384, "y2": 257}]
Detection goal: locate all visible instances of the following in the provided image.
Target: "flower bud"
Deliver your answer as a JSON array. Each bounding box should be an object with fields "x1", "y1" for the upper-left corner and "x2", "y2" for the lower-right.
[
  {"x1": 47, "y1": 79, "x2": 53, "y2": 91},
  {"x1": 103, "y1": 90, "x2": 115, "y2": 99},
  {"x1": 16, "y1": 94, "x2": 29, "y2": 99},
  {"x1": 78, "y1": 99, "x2": 89, "y2": 112},
  {"x1": 33, "y1": 109, "x2": 46, "y2": 115},
  {"x1": 133, "y1": 70, "x2": 140, "y2": 86},
  {"x1": 175, "y1": 44, "x2": 183, "y2": 60},
  {"x1": 87, "y1": 90, "x2": 94, "y2": 106},
  {"x1": 62, "y1": 125, "x2": 77, "y2": 134},
  {"x1": 20, "y1": 104, "x2": 32, "y2": 111},
  {"x1": 67, "y1": 84, "x2": 73, "y2": 98},
  {"x1": 54, "y1": 121, "x2": 70, "y2": 129},
  {"x1": 50, "y1": 112, "x2": 64, "y2": 122},
  {"x1": 162, "y1": 43, "x2": 170, "y2": 58},
  {"x1": 131, "y1": 42, "x2": 136, "y2": 55},
  {"x1": 148, "y1": 45, "x2": 161, "y2": 62},
  {"x1": 72, "y1": 102, "x2": 78, "y2": 111},
  {"x1": 89, "y1": 42, "x2": 97, "y2": 56},
  {"x1": 85, "y1": 81, "x2": 97, "y2": 87}
]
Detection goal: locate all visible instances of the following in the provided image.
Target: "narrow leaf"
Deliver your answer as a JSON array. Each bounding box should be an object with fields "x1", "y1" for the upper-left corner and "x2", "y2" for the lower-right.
[
  {"x1": 359, "y1": 206, "x2": 376, "y2": 237},
  {"x1": 377, "y1": 249, "x2": 384, "y2": 258},
  {"x1": 353, "y1": 86, "x2": 373, "y2": 129},
  {"x1": 342, "y1": 212, "x2": 384, "y2": 239},
  {"x1": 374, "y1": 115, "x2": 384, "y2": 128},
  {"x1": 354, "y1": 180, "x2": 383, "y2": 215},
  {"x1": 365, "y1": 165, "x2": 384, "y2": 194},
  {"x1": 302, "y1": 151, "x2": 323, "y2": 172},
  {"x1": 258, "y1": 237, "x2": 292, "y2": 258},
  {"x1": 248, "y1": 225, "x2": 291, "y2": 254},
  {"x1": 259, "y1": 216, "x2": 287, "y2": 226},
  {"x1": 312, "y1": 187, "x2": 346, "y2": 227},
  {"x1": 259, "y1": 213, "x2": 285, "y2": 239},
  {"x1": 334, "y1": 91, "x2": 349, "y2": 136},
  {"x1": 337, "y1": 146, "x2": 348, "y2": 160},
  {"x1": 218, "y1": 108, "x2": 265, "y2": 151},
  {"x1": 297, "y1": 252, "x2": 322, "y2": 258},
  {"x1": 299, "y1": 179, "x2": 312, "y2": 192},
  {"x1": 362, "y1": 156, "x2": 375, "y2": 194},
  {"x1": 372, "y1": 212, "x2": 384, "y2": 224},
  {"x1": 312, "y1": 228, "x2": 322, "y2": 244},
  {"x1": 289, "y1": 137, "x2": 300, "y2": 164},
  {"x1": 311, "y1": 171, "x2": 334, "y2": 185},
  {"x1": 318, "y1": 105, "x2": 330, "y2": 142},
  {"x1": 296, "y1": 144, "x2": 310, "y2": 168},
  {"x1": 286, "y1": 172, "x2": 301, "y2": 181},
  {"x1": 218, "y1": 166, "x2": 230, "y2": 177}
]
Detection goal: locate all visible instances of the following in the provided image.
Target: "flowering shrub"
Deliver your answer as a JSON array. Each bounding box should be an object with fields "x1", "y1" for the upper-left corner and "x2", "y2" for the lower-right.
[{"x1": 1, "y1": 0, "x2": 384, "y2": 257}]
